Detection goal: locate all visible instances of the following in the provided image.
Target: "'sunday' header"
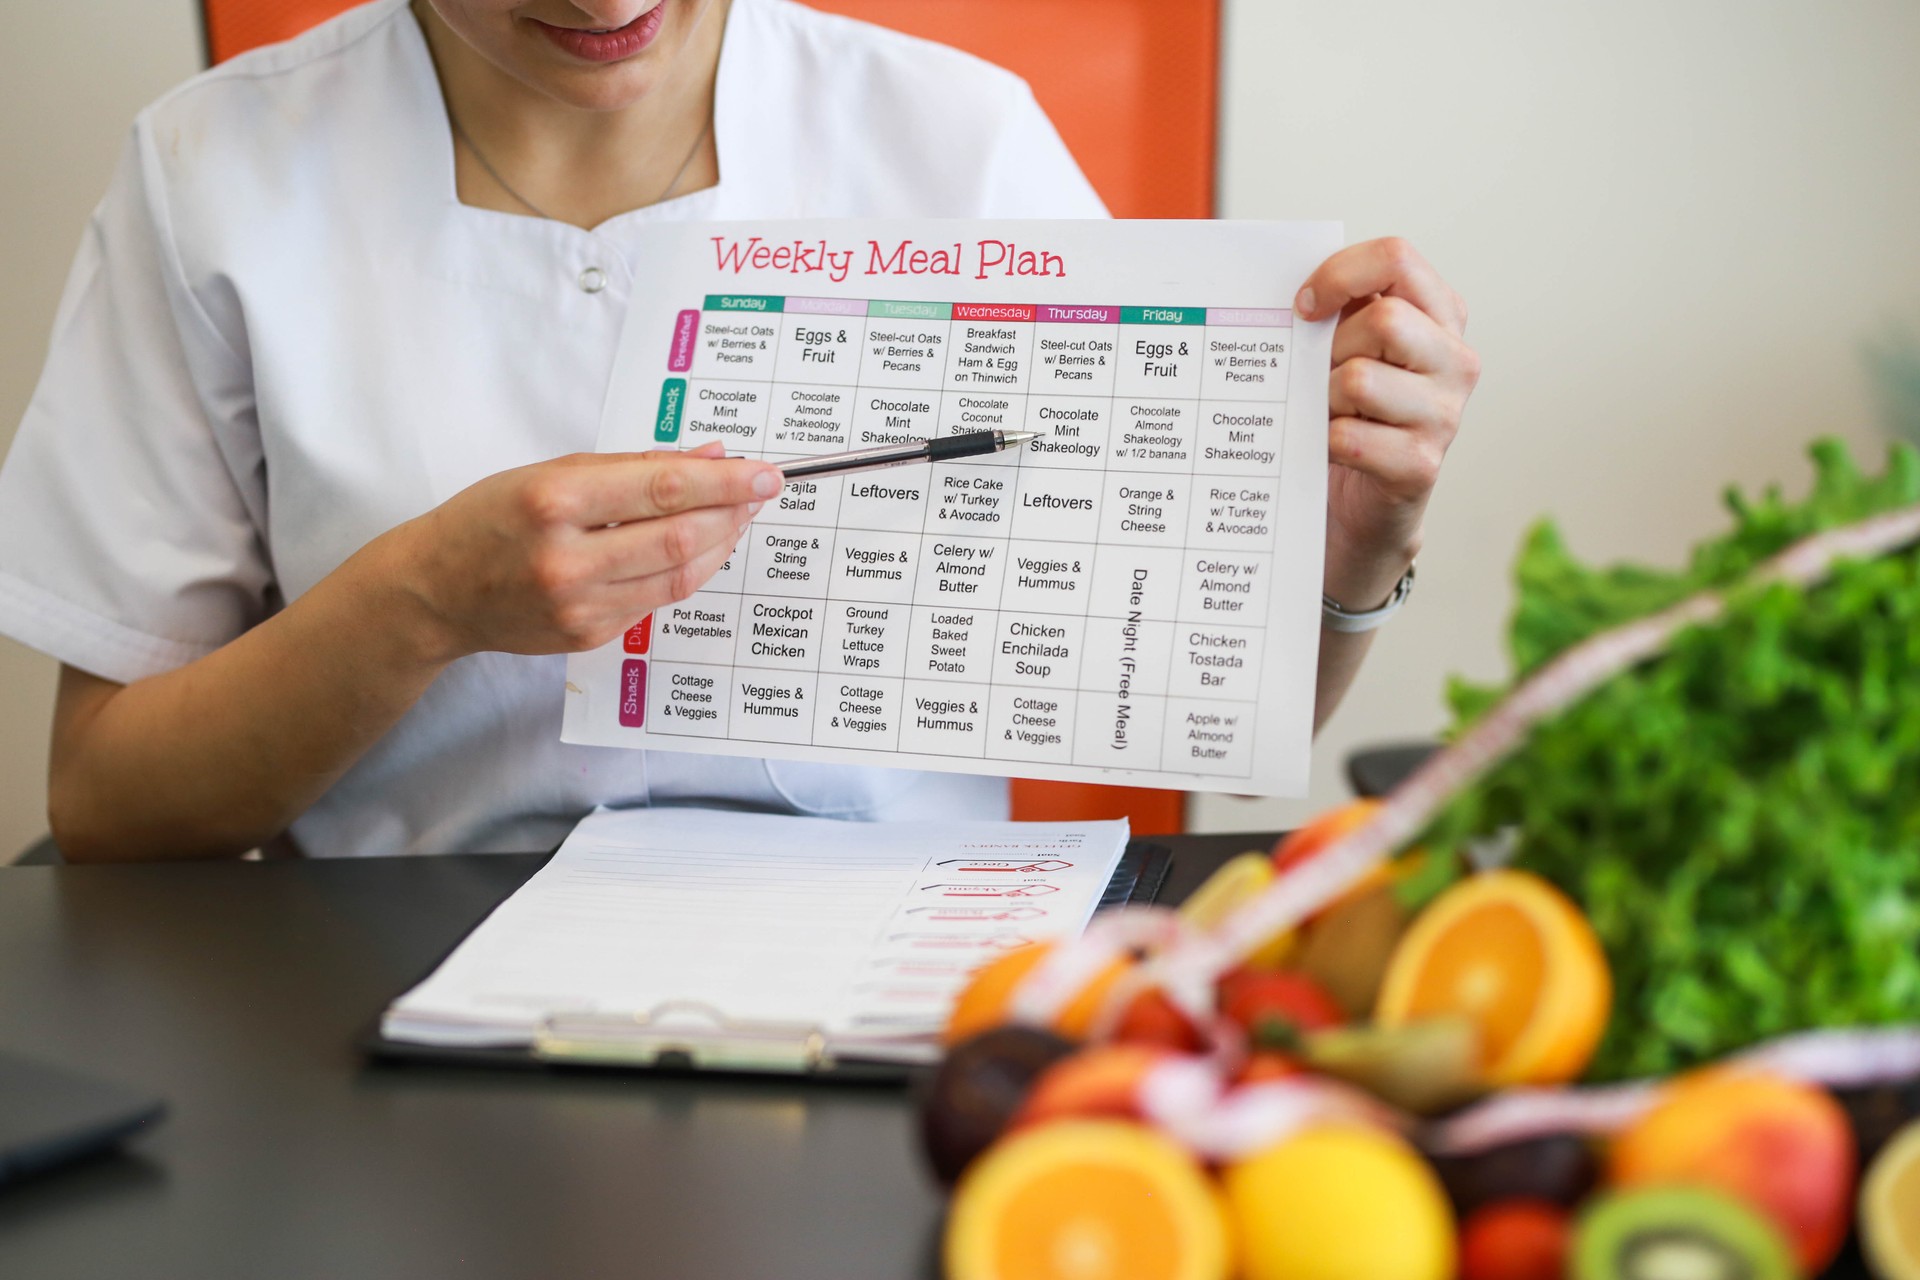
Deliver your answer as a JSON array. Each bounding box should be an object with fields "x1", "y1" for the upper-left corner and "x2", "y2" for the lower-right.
[{"x1": 712, "y1": 235, "x2": 1067, "y2": 284}]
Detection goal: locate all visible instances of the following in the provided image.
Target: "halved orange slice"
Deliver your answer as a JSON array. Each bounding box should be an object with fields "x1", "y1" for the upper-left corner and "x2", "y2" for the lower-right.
[
  {"x1": 1374, "y1": 870, "x2": 1610, "y2": 1087},
  {"x1": 946, "y1": 1120, "x2": 1232, "y2": 1280}
]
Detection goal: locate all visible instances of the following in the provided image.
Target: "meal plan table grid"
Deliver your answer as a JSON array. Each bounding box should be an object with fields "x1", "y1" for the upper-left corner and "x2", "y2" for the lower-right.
[{"x1": 565, "y1": 220, "x2": 1338, "y2": 797}]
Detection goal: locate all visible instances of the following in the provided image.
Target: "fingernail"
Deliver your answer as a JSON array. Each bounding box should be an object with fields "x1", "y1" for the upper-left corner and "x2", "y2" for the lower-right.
[
  {"x1": 749, "y1": 500, "x2": 767, "y2": 517},
  {"x1": 1295, "y1": 287, "x2": 1316, "y2": 318},
  {"x1": 752, "y1": 469, "x2": 781, "y2": 499}
]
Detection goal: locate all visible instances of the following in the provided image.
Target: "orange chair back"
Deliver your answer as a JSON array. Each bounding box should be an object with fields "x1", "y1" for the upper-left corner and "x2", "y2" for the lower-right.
[{"x1": 201, "y1": 0, "x2": 1216, "y2": 832}]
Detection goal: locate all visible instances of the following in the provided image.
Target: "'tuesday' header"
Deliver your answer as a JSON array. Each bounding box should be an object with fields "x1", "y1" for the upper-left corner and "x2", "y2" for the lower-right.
[{"x1": 712, "y1": 236, "x2": 1067, "y2": 284}]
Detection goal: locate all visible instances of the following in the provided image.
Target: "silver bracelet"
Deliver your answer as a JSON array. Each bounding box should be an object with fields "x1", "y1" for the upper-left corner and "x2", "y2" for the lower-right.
[{"x1": 1322, "y1": 563, "x2": 1416, "y2": 633}]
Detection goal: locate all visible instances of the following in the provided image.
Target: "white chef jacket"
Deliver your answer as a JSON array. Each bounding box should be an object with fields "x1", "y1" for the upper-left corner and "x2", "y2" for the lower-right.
[{"x1": 0, "y1": 0, "x2": 1107, "y2": 857}]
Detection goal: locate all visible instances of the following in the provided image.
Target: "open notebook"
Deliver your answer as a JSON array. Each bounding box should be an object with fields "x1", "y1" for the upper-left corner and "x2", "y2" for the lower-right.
[{"x1": 380, "y1": 808, "x2": 1133, "y2": 1071}]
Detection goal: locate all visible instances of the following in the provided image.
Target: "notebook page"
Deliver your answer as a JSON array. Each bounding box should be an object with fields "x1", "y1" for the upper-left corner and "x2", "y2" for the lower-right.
[{"x1": 382, "y1": 808, "x2": 1129, "y2": 1049}]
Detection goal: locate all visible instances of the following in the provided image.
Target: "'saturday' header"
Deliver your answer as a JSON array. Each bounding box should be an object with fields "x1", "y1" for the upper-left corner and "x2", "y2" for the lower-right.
[{"x1": 711, "y1": 236, "x2": 1066, "y2": 285}]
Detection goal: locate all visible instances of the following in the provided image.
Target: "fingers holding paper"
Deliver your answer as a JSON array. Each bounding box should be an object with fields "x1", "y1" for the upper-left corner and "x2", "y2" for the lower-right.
[{"x1": 1297, "y1": 238, "x2": 1481, "y2": 602}]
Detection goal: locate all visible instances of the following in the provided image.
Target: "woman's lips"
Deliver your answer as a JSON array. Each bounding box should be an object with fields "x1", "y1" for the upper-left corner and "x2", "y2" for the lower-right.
[{"x1": 532, "y1": 4, "x2": 668, "y2": 63}]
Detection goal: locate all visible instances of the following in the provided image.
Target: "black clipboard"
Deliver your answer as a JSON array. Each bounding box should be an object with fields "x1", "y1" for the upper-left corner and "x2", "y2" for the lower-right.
[{"x1": 361, "y1": 839, "x2": 1171, "y2": 1082}]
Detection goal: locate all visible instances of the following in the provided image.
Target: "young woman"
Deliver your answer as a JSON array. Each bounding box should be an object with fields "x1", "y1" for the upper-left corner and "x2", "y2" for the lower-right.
[{"x1": 0, "y1": 0, "x2": 1479, "y2": 861}]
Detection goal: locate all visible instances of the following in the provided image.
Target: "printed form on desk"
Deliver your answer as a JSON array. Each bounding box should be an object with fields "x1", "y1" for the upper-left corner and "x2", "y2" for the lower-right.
[
  {"x1": 381, "y1": 808, "x2": 1130, "y2": 1064},
  {"x1": 563, "y1": 219, "x2": 1342, "y2": 798}
]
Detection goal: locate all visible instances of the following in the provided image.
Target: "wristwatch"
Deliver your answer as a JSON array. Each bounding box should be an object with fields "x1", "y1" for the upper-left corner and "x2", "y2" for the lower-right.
[{"x1": 1322, "y1": 563, "x2": 1416, "y2": 633}]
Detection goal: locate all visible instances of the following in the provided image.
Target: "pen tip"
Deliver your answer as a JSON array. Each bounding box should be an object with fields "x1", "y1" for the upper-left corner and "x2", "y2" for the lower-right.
[{"x1": 1006, "y1": 431, "x2": 1045, "y2": 445}]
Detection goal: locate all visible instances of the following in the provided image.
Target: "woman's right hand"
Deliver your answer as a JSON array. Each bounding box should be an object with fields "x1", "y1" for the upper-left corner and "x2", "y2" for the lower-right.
[{"x1": 383, "y1": 441, "x2": 783, "y2": 662}]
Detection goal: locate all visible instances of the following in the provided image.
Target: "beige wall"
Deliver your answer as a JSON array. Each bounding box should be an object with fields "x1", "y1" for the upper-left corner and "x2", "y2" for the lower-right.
[
  {"x1": 3, "y1": 3, "x2": 1919, "y2": 855},
  {"x1": 1196, "y1": 0, "x2": 1920, "y2": 836},
  {"x1": 0, "y1": 3, "x2": 203, "y2": 858}
]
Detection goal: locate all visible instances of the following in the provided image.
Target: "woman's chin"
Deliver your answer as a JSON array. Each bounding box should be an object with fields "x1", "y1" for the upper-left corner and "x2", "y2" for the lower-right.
[{"x1": 525, "y1": 61, "x2": 672, "y2": 112}]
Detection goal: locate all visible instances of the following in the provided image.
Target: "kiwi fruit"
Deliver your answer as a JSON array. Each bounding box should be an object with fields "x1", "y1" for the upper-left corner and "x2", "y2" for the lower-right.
[
  {"x1": 1291, "y1": 882, "x2": 1411, "y2": 1018},
  {"x1": 915, "y1": 1026, "x2": 1075, "y2": 1185},
  {"x1": 1428, "y1": 1133, "x2": 1600, "y2": 1216},
  {"x1": 1572, "y1": 1186, "x2": 1796, "y2": 1280}
]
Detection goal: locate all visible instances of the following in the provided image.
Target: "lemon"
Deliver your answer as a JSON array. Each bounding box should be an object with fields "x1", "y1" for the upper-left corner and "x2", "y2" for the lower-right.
[{"x1": 1223, "y1": 1124, "x2": 1455, "y2": 1280}]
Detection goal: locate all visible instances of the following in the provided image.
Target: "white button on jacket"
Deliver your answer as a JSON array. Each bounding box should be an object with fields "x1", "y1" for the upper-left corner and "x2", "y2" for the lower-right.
[{"x1": 0, "y1": 0, "x2": 1106, "y2": 857}]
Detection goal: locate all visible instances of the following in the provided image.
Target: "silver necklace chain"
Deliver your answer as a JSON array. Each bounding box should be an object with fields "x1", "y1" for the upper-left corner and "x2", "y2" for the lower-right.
[{"x1": 449, "y1": 109, "x2": 713, "y2": 222}]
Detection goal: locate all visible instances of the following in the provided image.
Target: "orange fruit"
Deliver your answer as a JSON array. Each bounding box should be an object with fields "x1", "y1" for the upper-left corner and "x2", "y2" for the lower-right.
[
  {"x1": 1011, "y1": 1044, "x2": 1171, "y2": 1129},
  {"x1": 1054, "y1": 957, "x2": 1135, "y2": 1041},
  {"x1": 1374, "y1": 870, "x2": 1610, "y2": 1087},
  {"x1": 948, "y1": 944, "x2": 1053, "y2": 1045},
  {"x1": 946, "y1": 1120, "x2": 1232, "y2": 1280},
  {"x1": 944, "y1": 941, "x2": 1134, "y2": 1045},
  {"x1": 1862, "y1": 1118, "x2": 1920, "y2": 1280}
]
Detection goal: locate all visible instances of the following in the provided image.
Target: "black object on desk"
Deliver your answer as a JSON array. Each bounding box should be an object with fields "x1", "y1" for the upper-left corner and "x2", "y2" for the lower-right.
[
  {"x1": 0, "y1": 1053, "x2": 165, "y2": 1186},
  {"x1": 0, "y1": 835, "x2": 1249, "y2": 1280}
]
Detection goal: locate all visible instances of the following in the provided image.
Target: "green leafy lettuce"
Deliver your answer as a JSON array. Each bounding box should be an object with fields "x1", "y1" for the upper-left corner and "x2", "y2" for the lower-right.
[{"x1": 1420, "y1": 440, "x2": 1920, "y2": 1080}]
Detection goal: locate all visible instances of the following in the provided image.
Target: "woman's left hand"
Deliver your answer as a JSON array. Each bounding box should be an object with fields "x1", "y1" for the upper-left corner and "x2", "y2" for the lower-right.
[{"x1": 1296, "y1": 237, "x2": 1480, "y2": 609}]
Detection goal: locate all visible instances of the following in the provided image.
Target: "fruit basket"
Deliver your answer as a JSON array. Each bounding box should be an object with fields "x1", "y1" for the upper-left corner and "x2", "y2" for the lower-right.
[{"x1": 918, "y1": 443, "x2": 1920, "y2": 1280}]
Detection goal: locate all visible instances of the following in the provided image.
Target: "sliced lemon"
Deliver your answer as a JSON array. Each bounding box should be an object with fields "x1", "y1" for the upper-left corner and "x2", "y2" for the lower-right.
[{"x1": 1862, "y1": 1119, "x2": 1920, "y2": 1280}]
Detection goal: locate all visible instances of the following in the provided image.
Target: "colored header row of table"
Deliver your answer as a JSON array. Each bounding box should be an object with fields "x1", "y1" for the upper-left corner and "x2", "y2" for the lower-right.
[{"x1": 701, "y1": 297, "x2": 1293, "y2": 326}]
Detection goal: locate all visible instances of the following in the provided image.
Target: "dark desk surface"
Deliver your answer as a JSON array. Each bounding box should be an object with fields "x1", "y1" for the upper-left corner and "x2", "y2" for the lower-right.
[{"x1": 0, "y1": 832, "x2": 1266, "y2": 1280}]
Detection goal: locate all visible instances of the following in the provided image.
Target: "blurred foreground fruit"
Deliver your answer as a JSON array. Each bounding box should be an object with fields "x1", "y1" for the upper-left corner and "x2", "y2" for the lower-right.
[
  {"x1": 1217, "y1": 970, "x2": 1344, "y2": 1050},
  {"x1": 1013, "y1": 1044, "x2": 1169, "y2": 1130},
  {"x1": 1272, "y1": 800, "x2": 1382, "y2": 873},
  {"x1": 1180, "y1": 852, "x2": 1276, "y2": 933},
  {"x1": 946, "y1": 1120, "x2": 1231, "y2": 1280},
  {"x1": 1301, "y1": 1018, "x2": 1482, "y2": 1115},
  {"x1": 1609, "y1": 1067, "x2": 1854, "y2": 1274},
  {"x1": 1429, "y1": 1134, "x2": 1601, "y2": 1217},
  {"x1": 945, "y1": 942, "x2": 1132, "y2": 1045},
  {"x1": 1290, "y1": 881, "x2": 1413, "y2": 1019},
  {"x1": 919, "y1": 1027, "x2": 1076, "y2": 1186},
  {"x1": 1234, "y1": 1051, "x2": 1304, "y2": 1084},
  {"x1": 1182, "y1": 851, "x2": 1297, "y2": 969},
  {"x1": 1112, "y1": 987, "x2": 1206, "y2": 1052},
  {"x1": 1458, "y1": 1200, "x2": 1571, "y2": 1280},
  {"x1": 1375, "y1": 869, "x2": 1611, "y2": 1086},
  {"x1": 1571, "y1": 1185, "x2": 1794, "y2": 1280},
  {"x1": 1222, "y1": 1124, "x2": 1455, "y2": 1280},
  {"x1": 1860, "y1": 1118, "x2": 1920, "y2": 1280}
]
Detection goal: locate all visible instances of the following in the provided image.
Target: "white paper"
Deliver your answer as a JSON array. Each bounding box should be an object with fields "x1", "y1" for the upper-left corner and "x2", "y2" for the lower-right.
[
  {"x1": 561, "y1": 218, "x2": 1341, "y2": 797},
  {"x1": 381, "y1": 808, "x2": 1129, "y2": 1053}
]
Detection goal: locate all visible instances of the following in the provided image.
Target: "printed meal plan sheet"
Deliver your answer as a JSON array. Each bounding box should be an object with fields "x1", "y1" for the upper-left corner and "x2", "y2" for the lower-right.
[
  {"x1": 562, "y1": 220, "x2": 1341, "y2": 796},
  {"x1": 381, "y1": 808, "x2": 1130, "y2": 1054}
]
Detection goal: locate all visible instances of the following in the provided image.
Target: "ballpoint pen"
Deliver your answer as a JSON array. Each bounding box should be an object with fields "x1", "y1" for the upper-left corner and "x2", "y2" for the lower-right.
[{"x1": 776, "y1": 430, "x2": 1043, "y2": 482}]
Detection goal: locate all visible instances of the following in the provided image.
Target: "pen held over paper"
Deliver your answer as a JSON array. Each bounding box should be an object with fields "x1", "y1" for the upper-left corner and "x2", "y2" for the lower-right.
[{"x1": 775, "y1": 430, "x2": 1042, "y2": 483}]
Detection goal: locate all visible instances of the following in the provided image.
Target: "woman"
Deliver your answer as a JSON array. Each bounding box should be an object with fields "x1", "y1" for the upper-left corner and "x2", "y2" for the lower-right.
[{"x1": 0, "y1": 0, "x2": 1479, "y2": 861}]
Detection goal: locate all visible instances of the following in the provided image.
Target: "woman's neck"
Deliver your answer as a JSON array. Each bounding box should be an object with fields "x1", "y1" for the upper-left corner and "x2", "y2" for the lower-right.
[{"x1": 413, "y1": 0, "x2": 726, "y2": 230}]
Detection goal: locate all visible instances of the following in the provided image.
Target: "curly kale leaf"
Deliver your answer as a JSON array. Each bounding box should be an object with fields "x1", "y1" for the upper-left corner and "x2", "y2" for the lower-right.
[{"x1": 1423, "y1": 440, "x2": 1920, "y2": 1080}]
